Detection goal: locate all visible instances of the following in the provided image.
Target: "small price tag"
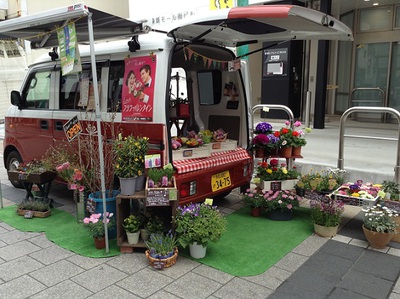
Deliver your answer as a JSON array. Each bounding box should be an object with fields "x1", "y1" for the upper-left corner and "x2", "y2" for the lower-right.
[
  {"x1": 262, "y1": 107, "x2": 270, "y2": 112},
  {"x1": 204, "y1": 198, "x2": 213, "y2": 205}
]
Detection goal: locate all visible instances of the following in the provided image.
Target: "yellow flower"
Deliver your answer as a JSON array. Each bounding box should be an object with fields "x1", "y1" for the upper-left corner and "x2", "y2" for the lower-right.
[
  {"x1": 282, "y1": 168, "x2": 288, "y2": 174},
  {"x1": 267, "y1": 169, "x2": 273, "y2": 174},
  {"x1": 351, "y1": 192, "x2": 360, "y2": 197}
]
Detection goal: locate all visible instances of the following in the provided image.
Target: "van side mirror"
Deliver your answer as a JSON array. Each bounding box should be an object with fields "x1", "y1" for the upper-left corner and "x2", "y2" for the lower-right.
[{"x1": 11, "y1": 90, "x2": 22, "y2": 108}]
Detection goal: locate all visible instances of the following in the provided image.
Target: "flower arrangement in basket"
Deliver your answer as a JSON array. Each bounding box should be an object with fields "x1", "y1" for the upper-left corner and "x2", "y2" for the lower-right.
[
  {"x1": 174, "y1": 203, "x2": 227, "y2": 248},
  {"x1": 113, "y1": 134, "x2": 149, "y2": 178},
  {"x1": 309, "y1": 196, "x2": 345, "y2": 227},
  {"x1": 363, "y1": 204, "x2": 398, "y2": 233},
  {"x1": 213, "y1": 128, "x2": 228, "y2": 142},
  {"x1": 15, "y1": 159, "x2": 54, "y2": 174},
  {"x1": 264, "y1": 189, "x2": 301, "y2": 212},
  {"x1": 83, "y1": 212, "x2": 115, "y2": 238},
  {"x1": 256, "y1": 159, "x2": 300, "y2": 181},
  {"x1": 145, "y1": 230, "x2": 179, "y2": 269}
]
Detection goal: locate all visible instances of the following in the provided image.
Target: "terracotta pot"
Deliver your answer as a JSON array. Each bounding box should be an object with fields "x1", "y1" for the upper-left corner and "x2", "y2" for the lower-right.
[
  {"x1": 254, "y1": 147, "x2": 265, "y2": 158},
  {"x1": 314, "y1": 223, "x2": 339, "y2": 238},
  {"x1": 278, "y1": 146, "x2": 293, "y2": 158},
  {"x1": 250, "y1": 206, "x2": 262, "y2": 217},
  {"x1": 93, "y1": 236, "x2": 106, "y2": 249},
  {"x1": 392, "y1": 216, "x2": 400, "y2": 243},
  {"x1": 292, "y1": 146, "x2": 302, "y2": 156},
  {"x1": 362, "y1": 225, "x2": 394, "y2": 249}
]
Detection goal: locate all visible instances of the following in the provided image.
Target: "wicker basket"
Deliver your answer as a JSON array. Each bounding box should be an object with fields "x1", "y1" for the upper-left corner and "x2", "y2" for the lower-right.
[{"x1": 145, "y1": 248, "x2": 178, "y2": 269}]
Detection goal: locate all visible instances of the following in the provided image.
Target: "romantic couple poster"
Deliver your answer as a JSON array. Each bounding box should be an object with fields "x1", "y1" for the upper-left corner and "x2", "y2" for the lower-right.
[{"x1": 122, "y1": 56, "x2": 157, "y2": 121}]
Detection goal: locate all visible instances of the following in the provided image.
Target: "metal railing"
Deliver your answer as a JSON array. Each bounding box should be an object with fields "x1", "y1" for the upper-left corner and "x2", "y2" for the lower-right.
[
  {"x1": 337, "y1": 106, "x2": 400, "y2": 184},
  {"x1": 349, "y1": 87, "x2": 387, "y2": 122},
  {"x1": 251, "y1": 104, "x2": 294, "y2": 168}
]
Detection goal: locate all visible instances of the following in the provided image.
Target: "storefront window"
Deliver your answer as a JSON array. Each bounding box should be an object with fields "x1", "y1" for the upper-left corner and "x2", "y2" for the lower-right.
[{"x1": 359, "y1": 7, "x2": 392, "y2": 32}]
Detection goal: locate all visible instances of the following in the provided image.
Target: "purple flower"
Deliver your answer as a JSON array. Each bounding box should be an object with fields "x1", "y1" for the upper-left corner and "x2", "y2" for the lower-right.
[{"x1": 255, "y1": 122, "x2": 273, "y2": 134}]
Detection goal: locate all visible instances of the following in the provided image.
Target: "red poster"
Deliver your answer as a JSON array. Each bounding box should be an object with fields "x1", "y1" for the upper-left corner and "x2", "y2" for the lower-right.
[{"x1": 122, "y1": 56, "x2": 156, "y2": 121}]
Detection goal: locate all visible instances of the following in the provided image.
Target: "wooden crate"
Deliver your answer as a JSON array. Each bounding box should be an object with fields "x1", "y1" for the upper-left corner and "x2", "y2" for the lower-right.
[
  {"x1": 172, "y1": 147, "x2": 211, "y2": 160},
  {"x1": 203, "y1": 139, "x2": 237, "y2": 152},
  {"x1": 145, "y1": 177, "x2": 177, "y2": 207}
]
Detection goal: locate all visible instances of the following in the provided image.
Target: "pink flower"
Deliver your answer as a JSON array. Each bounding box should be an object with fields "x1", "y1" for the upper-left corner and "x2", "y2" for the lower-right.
[
  {"x1": 287, "y1": 204, "x2": 293, "y2": 209},
  {"x1": 83, "y1": 218, "x2": 90, "y2": 224},
  {"x1": 69, "y1": 184, "x2": 77, "y2": 190},
  {"x1": 285, "y1": 120, "x2": 290, "y2": 126},
  {"x1": 78, "y1": 186, "x2": 85, "y2": 192}
]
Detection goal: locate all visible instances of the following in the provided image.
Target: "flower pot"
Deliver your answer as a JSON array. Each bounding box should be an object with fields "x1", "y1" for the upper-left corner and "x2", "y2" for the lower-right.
[
  {"x1": 267, "y1": 209, "x2": 293, "y2": 221},
  {"x1": 278, "y1": 146, "x2": 293, "y2": 158},
  {"x1": 119, "y1": 177, "x2": 137, "y2": 196},
  {"x1": 292, "y1": 146, "x2": 302, "y2": 156},
  {"x1": 254, "y1": 147, "x2": 265, "y2": 158},
  {"x1": 313, "y1": 223, "x2": 339, "y2": 238},
  {"x1": 189, "y1": 242, "x2": 207, "y2": 259},
  {"x1": 136, "y1": 174, "x2": 146, "y2": 192},
  {"x1": 140, "y1": 228, "x2": 150, "y2": 241},
  {"x1": 250, "y1": 206, "x2": 262, "y2": 217},
  {"x1": 93, "y1": 236, "x2": 106, "y2": 249},
  {"x1": 145, "y1": 247, "x2": 178, "y2": 269},
  {"x1": 362, "y1": 225, "x2": 394, "y2": 249},
  {"x1": 296, "y1": 187, "x2": 306, "y2": 197},
  {"x1": 126, "y1": 231, "x2": 140, "y2": 244}
]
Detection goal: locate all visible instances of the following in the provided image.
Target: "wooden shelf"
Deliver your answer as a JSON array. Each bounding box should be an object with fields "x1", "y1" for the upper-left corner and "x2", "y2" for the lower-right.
[{"x1": 116, "y1": 191, "x2": 178, "y2": 253}]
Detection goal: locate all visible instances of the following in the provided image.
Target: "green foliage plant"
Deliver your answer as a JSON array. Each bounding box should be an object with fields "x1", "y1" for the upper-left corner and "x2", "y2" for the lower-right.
[
  {"x1": 174, "y1": 203, "x2": 227, "y2": 248},
  {"x1": 242, "y1": 188, "x2": 265, "y2": 208},
  {"x1": 123, "y1": 214, "x2": 141, "y2": 233},
  {"x1": 18, "y1": 200, "x2": 50, "y2": 212},
  {"x1": 363, "y1": 204, "x2": 398, "y2": 233},
  {"x1": 145, "y1": 230, "x2": 178, "y2": 259}
]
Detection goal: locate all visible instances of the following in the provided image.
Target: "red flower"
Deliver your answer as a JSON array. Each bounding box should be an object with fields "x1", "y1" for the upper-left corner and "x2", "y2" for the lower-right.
[
  {"x1": 281, "y1": 128, "x2": 289, "y2": 134},
  {"x1": 270, "y1": 159, "x2": 279, "y2": 167},
  {"x1": 274, "y1": 131, "x2": 280, "y2": 137},
  {"x1": 292, "y1": 131, "x2": 299, "y2": 137}
]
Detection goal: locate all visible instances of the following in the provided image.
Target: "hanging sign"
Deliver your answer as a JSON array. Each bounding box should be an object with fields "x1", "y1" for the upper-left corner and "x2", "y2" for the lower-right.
[
  {"x1": 63, "y1": 115, "x2": 82, "y2": 142},
  {"x1": 57, "y1": 23, "x2": 81, "y2": 75}
]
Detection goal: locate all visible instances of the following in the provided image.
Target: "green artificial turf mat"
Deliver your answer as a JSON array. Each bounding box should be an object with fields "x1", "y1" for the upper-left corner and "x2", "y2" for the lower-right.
[
  {"x1": 0, "y1": 205, "x2": 119, "y2": 258},
  {"x1": 181, "y1": 207, "x2": 313, "y2": 276}
]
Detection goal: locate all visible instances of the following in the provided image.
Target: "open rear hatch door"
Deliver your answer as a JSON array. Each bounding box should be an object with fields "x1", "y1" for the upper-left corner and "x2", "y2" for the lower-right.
[{"x1": 167, "y1": 5, "x2": 353, "y2": 46}]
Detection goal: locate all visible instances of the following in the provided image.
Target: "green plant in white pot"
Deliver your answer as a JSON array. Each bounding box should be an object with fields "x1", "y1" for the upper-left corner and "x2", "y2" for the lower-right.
[{"x1": 123, "y1": 214, "x2": 141, "y2": 245}]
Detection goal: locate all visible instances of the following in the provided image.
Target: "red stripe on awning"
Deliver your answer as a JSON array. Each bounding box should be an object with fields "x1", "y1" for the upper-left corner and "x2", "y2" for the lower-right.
[{"x1": 173, "y1": 147, "x2": 251, "y2": 174}]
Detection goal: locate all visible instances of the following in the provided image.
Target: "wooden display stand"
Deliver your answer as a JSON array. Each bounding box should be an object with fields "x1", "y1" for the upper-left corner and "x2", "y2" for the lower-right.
[{"x1": 116, "y1": 190, "x2": 178, "y2": 253}]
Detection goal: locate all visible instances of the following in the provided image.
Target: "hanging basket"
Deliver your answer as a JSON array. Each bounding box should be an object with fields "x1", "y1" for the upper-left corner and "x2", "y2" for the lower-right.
[{"x1": 145, "y1": 247, "x2": 178, "y2": 269}]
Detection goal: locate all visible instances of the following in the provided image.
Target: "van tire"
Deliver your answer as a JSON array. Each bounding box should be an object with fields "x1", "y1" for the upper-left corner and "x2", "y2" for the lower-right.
[{"x1": 6, "y1": 151, "x2": 23, "y2": 188}]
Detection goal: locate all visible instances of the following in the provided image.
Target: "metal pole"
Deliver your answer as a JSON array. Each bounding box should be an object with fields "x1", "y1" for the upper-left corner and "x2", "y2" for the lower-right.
[
  {"x1": 88, "y1": 12, "x2": 109, "y2": 253},
  {"x1": 305, "y1": 91, "x2": 311, "y2": 128}
]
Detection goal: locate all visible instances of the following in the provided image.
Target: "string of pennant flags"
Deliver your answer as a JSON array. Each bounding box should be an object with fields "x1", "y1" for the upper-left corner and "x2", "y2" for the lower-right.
[{"x1": 183, "y1": 46, "x2": 240, "y2": 72}]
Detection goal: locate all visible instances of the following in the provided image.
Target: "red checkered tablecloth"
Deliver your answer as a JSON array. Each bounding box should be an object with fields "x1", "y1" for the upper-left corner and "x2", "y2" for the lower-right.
[{"x1": 173, "y1": 147, "x2": 251, "y2": 174}]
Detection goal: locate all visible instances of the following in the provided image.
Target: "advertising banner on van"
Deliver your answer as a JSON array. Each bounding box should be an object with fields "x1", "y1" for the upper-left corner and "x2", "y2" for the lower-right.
[
  {"x1": 57, "y1": 23, "x2": 82, "y2": 76},
  {"x1": 122, "y1": 56, "x2": 156, "y2": 121}
]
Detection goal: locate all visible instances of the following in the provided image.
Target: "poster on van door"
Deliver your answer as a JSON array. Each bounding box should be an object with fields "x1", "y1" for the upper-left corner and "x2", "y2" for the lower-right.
[{"x1": 122, "y1": 56, "x2": 156, "y2": 121}]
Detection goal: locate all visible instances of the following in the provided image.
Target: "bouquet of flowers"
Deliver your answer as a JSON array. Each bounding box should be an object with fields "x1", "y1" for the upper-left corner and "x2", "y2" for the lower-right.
[
  {"x1": 213, "y1": 128, "x2": 228, "y2": 142},
  {"x1": 56, "y1": 162, "x2": 85, "y2": 191}
]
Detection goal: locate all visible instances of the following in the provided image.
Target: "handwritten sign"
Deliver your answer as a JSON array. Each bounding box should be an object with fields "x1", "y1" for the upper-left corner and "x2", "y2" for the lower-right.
[
  {"x1": 63, "y1": 115, "x2": 82, "y2": 142},
  {"x1": 270, "y1": 181, "x2": 282, "y2": 191}
]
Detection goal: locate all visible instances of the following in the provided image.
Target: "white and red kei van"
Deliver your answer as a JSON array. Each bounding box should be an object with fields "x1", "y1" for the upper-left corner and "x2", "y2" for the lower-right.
[{"x1": 1, "y1": 4, "x2": 352, "y2": 205}]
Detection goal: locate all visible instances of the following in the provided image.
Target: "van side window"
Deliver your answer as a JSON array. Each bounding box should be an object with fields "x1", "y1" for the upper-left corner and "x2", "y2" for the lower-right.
[
  {"x1": 108, "y1": 61, "x2": 124, "y2": 112},
  {"x1": 198, "y1": 70, "x2": 222, "y2": 105},
  {"x1": 24, "y1": 70, "x2": 51, "y2": 109},
  {"x1": 59, "y1": 63, "x2": 102, "y2": 110}
]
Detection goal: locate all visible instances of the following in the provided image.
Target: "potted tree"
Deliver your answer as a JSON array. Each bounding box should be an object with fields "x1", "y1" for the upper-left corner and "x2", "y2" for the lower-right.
[
  {"x1": 113, "y1": 134, "x2": 149, "y2": 195},
  {"x1": 174, "y1": 202, "x2": 227, "y2": 259},
  {"x1": 123, "y1": 214, "x2": 141, "y2": 245},
  {"x1": 310, "y1": 196, "x2": 345, "y2": 237}
]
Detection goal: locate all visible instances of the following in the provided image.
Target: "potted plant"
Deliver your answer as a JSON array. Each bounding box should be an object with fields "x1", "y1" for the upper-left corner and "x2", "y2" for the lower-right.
[
  {"x1": 83, "y1": 212, "x2": 115, "y2": 249},
  {"x1": 17, "y1": 200, "x2": 51, "y2": 218},
  {"x1": 144, "y1": 230, "x2": 179, "y2": 269},
  {"x1": 382, "y1": 180, "x2": 400, "y2": 201},
  {"x1": 242, "y1": 188, "x2": 265, "y2": 217},
  {"x1": 362, "y1": 204, "x2": 398, "y2": 249},
  {"x1": 297, "y1": 168, "x2": 346, "y2": 195},
  {"x1": 147, "y1": 164, "x2": 175, "y2": 188},
  {"x1": 256, "y1": 159, "x2": 300, "y2": 190},
  {"x1": 113, "y1": 134, "x2": 149, "y2": 195},
  {"x1": 145, "y1": 215, "x2": 165, "y2": 235},
  {"x1": 122, "y1": 214, "x2": 141, "y2": 244},
  {"x1": 264, "y1": 189, "x2": 301, "y2": 221},
  {"x1": 174, "y1": 203, "x2": 227, "y2": 259},
  {"x1": 309, "y1": 196, "x2": 345, "y2": 237}
]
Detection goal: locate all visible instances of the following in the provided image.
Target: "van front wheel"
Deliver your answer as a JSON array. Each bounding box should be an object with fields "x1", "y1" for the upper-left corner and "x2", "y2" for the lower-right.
[{"x1": 6, "y1": 151, "x2": 23, "y2": 188}]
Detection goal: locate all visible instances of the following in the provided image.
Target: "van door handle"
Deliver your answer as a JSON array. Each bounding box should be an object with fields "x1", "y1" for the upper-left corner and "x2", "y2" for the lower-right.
[
  {"x1": 55, "y1": 121, "x2": 64, "y2": 131},
  {"x1": 40, "y1": 120, "x2": 48, "y2": 130}
]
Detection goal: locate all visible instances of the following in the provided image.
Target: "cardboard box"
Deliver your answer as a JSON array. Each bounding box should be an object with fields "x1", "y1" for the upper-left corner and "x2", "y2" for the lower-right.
[
  {"x1": 203, "y1": 139, "x2": 237, "y2": 152},
  {"x1": 172, "y1": 147, "x2": 211, "y2": 160},
  {"x1": 145, "y1": 177, "x2": 178, "y2": 206}
]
